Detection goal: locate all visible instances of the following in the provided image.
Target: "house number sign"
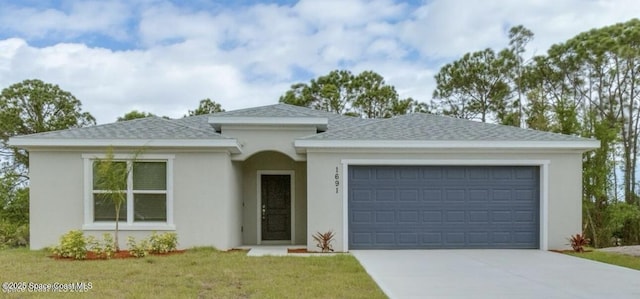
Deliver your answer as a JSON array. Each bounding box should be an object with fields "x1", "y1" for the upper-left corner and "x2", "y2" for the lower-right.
[{"x1": 335, "y1": 167, "x2": 340, "y2": 194}]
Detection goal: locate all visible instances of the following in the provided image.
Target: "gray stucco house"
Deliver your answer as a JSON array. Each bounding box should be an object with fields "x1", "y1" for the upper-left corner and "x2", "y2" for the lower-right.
[{"x1": 9, "y1": 103, "x2": 599, "y2": 251}]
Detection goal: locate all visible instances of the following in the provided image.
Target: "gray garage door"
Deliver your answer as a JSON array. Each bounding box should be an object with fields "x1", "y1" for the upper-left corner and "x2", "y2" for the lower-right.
[{"x1": 348, "y1": 165, "x2": 539, "y2": 249}]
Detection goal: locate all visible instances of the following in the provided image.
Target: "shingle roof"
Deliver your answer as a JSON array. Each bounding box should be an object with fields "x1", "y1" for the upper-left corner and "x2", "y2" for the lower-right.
[
  {"x1": 301, "y1": 113, "x2": 591, "y2": 142},
  {"x1": 10, "y1": 103, "x2": 595, "y2": 144},
  {"x1": 11, "y1": 116, "x2": 229, "y2": 140}
]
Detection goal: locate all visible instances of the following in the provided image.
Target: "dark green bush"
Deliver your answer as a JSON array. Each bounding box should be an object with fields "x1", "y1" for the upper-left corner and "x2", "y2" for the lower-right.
[{"x1": 0, "y1": 221, "x2": 28, "y2": 248}]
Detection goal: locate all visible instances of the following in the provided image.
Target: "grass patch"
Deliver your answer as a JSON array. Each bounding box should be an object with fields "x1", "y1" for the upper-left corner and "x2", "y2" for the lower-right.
[
  {"x1": 0, "y1": 247, "x2": 386, "y2": 298},
  {"x1": 565, "y1": 250, "x2": 640, "y2": 271}
]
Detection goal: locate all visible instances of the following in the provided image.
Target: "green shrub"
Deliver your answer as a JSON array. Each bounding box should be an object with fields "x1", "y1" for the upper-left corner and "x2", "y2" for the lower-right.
[
  {"x1": 127, "y1": 236, "x2": 150, "y2": 258},
  {"x1": 86, "y1": 233, "x2": 115, "y2": 259},
  {"x1": 52, "y1": 230, "x2": 87, "y2": 260},
  {"x1": 102, "y1": 233, "x2": 115, "y2": 258},
  {"x1": 0, "y1": 221, "x2": 29, "y2": 249},
  {"x1": 149, "y1": 232, "x2": 178, "y2": 253}
]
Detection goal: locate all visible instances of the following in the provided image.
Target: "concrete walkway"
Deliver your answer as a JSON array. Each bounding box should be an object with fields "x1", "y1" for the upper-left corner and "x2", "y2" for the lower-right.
[
  {"x1": 239, "y1": 245, "x2": 337, "y2": 257},
  {"x1": 351, "y1": 250, "x2": 640, "y2": 299}
]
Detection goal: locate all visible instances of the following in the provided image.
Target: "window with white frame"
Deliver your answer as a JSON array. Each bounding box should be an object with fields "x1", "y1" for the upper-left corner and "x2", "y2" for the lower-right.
[{"x1": 84, "y1": 154, "x2": 174, "y2": 228}]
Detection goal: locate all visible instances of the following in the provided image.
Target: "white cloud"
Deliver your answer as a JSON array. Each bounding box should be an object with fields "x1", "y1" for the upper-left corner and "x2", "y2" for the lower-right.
[
  {"x1": 293, "y1": 0, "x2": 406, "y2": 27},
  {"x1": 138, "y1": 2, "x2": 223, "y2": 47},
  {"x1": 0, "y1": 1, "x2": 132, "y2": 41},
  {"x1": 398, "y1": 0, "x2": 640, "y2": 60},
  {"x1": 0, "y1": 0, "x2": 639, "y2": 125}
]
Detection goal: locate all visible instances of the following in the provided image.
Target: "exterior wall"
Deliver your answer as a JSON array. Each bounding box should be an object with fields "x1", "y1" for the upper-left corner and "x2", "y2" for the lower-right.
[
  {"x1": 546, "y1": 153, "x2": 582, "y2": 248},
  {"x1": 241, "y1": 151, "x2": 307, "y2": 245},
  {"x1": 222, "y1": 126, "x2": 315, "y2": 161},
  {"x1": 28, "y1": 149, "x2": 241, "y2": 250},
  {"x1": 29, "y1": 151, "x2": 84, "y2": 249},
  {"x1": 306, "y1": 150, "x2": 584, "y2": 252},
  {"x1": 171, "y1": 151, "x2": 239, "y2": 250},
  {"x1": 228, "y1": 161, "x2": 244, "y2": 247}
]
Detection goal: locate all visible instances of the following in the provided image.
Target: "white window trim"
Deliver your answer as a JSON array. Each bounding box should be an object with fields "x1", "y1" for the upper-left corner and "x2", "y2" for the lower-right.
[
  {"x1": 340, "y1": 159, "x2": 550, "y2": 252},
  {"x1": 82, "y1": 154, "x2": 175, "y2": 231}
]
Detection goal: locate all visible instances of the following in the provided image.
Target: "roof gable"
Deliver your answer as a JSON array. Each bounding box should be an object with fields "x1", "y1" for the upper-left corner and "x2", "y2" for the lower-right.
[{"x1": 175, "y1": 103, "x2": 374, "y2": 131}]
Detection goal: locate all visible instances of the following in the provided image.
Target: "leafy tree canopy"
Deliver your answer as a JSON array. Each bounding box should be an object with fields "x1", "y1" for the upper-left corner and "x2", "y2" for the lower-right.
[
  {"x1": 280, "y1": 70, "x2": 425, "y2": 118},
  {"x1": 0, "y1": 79, "x2": 96, "y2": 169},
  {"x1": 187, "y1": 98, "x2": 225, "y2": 116},
  {"x1": 116, "y1": 110, "x2": 156, "y2": 122}
]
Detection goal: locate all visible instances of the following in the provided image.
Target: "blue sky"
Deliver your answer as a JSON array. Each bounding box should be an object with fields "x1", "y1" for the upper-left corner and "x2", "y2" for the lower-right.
[{"x1": 0, "y1": 0, "x2": 639, "y2": 123}]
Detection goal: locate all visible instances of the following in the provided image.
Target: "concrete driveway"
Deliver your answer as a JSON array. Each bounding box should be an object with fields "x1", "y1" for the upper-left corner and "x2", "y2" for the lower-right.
[{"x1": 351, "y1": 250, "x2": 640, "y2": 299}]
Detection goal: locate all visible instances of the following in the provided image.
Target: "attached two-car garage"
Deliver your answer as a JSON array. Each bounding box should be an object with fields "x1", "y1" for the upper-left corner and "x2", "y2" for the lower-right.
[{"x1": 348, "y1": 165, "x2": 540, "y2": 249}]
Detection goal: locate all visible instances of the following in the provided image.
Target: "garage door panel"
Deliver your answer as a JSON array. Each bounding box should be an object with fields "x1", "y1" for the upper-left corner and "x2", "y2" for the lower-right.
[
  {"x1": 493, "y1": 189, "x2": 513, "y2": 201},
  {"x1": 349, "y1": 165, "x2": 539, "y2": 249},
  {"x1": 400, "y1": 168, "x2": 420, "y2": 179},
  {"x1": 351, "y1": 168, "x2": 372, "y2": 180},
  {"x1": 375, "y1": 232, "x2": 395, "y2": 245},
  {"x1": 446, "y1": 189, "x2": 466, "y2": 201},
  {"x1": 515, "y1": 167, "x2": 536, "y2": 179},
  {"x1": 398, "y1": 210, "x2": 419, "y2": 223},
  {"x1": 514, "y1": 232, "x2": 536, "y2": 243},
  {"x1": 423, "y1": 189, "x2": 443, "y2": 201},
  {"x1": 375, "y1": 168, "x2": 395, "y2": 179},
  {"x1": 376, "y1": 189, "x2": 395, "y2": 201},
  {"x1": 352, "y1": 232, "x2": 372, "y2": 245},
  {"x1": 492, "y1": 232, "x2": 511, "y2": 243},
  {"x1": 445, "y1": 232, "x2": 465, "y2": 244},
  {"x1": 422, "y1": 232, "x2": 442, "y2": 244},
  {"x1": 423, "y1": 211, "x2": 443, "y2": 222},
  {"x1": 375, "y1": 211, "x2": 395, "y2": 223},
  {"x1": 515, "y1": 189, "x2": 536, "y2": 201},
  {"x1": 445, "y1": 168, "x2": 466, "y2": 179},
  {"x1": 351, "y1": 189, "x2": 373, "y2": 202},
  {"x1": 469, "y1": 189, "x2": 490, "y2": 201},
  {"x1": 352, "y1": 211, "x2": 373, "y2": 223},
  {"x1": 492, "y1": 211, "x2": 513, "y2": 222},
  {"x1": 468, "y1": 211, "x2": 490, "y2": 223},
  {"x1": 421, "y1": 168, "x2": 443, "y2": 179},
  {"x1": 514, "y1": 211, "x2": 536, "y2": 222},
  {"x1": 399, "y1": 232, "x2": 419, "y2": 245},
  {"x1": 445, "y1": 211, "x2": 466, "y2": 223},
  {"x1": 398, "y1": 190, "x2": 419, "y2": 201},
  {"x1": 468, "y1": 168, "x2": 490, "y2": 179},
  {"x1": 468, "y1": 232, "x2": 490, "y2": 244},
  {"x1": 492, "y1": 168, "x2": 513, "y2": 179}
]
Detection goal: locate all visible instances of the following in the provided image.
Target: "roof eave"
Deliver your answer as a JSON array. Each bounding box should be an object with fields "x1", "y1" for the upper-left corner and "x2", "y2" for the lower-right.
[
  {"x1": 294, "y1": 140, "x2": 601, "y2": 153},
  {"x1": 8, "y1": 138, "x2": 243, "y2": 154},
  {"x1": 208, "y1": 116, "x2": 329, "y2": 131}
]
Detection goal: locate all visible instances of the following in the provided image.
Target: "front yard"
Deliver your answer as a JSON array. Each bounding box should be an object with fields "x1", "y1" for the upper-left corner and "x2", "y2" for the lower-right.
[
  {"x1": 0, "y1": 247, "x2": 386, "y2": 298},
  {"x1": 565, "y1": 249, "x2": 640, "y2": 271}
]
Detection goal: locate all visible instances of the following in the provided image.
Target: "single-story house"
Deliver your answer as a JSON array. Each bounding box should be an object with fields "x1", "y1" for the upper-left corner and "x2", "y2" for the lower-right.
[{"x1": 9, "y1": 103, "x2": 599, "y2": 251}]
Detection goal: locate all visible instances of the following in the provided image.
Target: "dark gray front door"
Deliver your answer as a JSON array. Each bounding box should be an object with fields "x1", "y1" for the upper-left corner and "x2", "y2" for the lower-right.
[
  {"x1": 261, "y1": 174, "x2": 291, "y2": 241},
  {"x1": 349, "y1": 166, "x2": 540, "y2": 249}
]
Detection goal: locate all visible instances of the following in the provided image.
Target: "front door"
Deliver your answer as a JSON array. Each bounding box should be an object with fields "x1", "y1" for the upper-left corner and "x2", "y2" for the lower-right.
[{"x1": 261, "y1": 174, "x2": 291, "y2": 241}]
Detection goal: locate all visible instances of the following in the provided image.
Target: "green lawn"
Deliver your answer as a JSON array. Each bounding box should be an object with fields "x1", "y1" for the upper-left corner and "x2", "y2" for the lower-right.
[
  {"x1": 0, "y1": 247, "x2": 386, "y2": 298},
  {"x1": 564, "y1": 250, "x2": 640, "y2": 271}
]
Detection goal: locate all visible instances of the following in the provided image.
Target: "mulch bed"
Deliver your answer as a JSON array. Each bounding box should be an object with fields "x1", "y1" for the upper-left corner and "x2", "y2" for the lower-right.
[
  {"x1": 287, "y1": 248, "x2": 309, "y2": 254},
  {"x1": 51, "y1": 249, "x2": 186, "y2": 261},
  {"x1": 225, "y1": 248, "x2": 250, "y2": 253},
  {"x1": 287, "y1": 248, "x2": 335, "y2": 254}
]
